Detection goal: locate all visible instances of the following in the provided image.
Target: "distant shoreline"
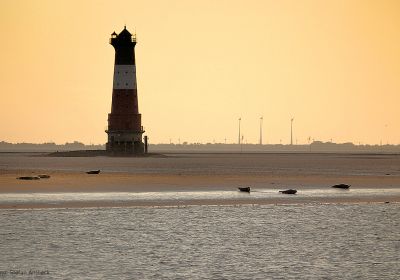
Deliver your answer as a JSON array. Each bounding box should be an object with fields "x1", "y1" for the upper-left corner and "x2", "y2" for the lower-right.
[
  {"x1": 1, "y1": 151, "x2": 400, "y2": 157},
  {"x1": 2, "y1": 140, "x2": 400, "y2": 154}
]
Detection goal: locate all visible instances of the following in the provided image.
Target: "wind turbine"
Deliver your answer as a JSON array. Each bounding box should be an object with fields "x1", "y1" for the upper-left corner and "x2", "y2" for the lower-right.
[{"x1": 238, "y1": 118, "x2": 242, "y2": 145}]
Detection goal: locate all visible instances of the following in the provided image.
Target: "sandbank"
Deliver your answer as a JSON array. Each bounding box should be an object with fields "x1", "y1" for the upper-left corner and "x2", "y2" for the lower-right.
[{"x1": 1, "y1": 170, "x2": 399, "y2": 209}]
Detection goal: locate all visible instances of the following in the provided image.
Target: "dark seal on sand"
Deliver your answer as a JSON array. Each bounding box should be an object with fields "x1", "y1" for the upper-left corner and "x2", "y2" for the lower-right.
[
  {"x1": 279, "y1": 189, "x2": 297, "y2": 194},
  {"x1": 17, "y1": 176, "x2": 40, "y2": 180},
  {"x1": 331, "y1": 184, "x2": 350, "y2": 189},
  {"x1": 86, "y1": 170, "x2": 101, "y2": 174}
]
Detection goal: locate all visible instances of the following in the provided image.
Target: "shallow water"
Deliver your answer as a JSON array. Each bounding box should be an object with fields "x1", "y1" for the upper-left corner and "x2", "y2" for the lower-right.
[
  {"x1": 0, "y1": 188, "x2": 399, "y2": 206},
  {"x1": 0, "y1": 204, "x2": 399, "y2": 279}
]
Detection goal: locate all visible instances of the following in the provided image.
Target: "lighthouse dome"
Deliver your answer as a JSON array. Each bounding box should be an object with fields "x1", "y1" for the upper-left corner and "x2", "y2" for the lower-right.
[{"x1": 119, "y1": 27, "x2": 132, "y2": 38}]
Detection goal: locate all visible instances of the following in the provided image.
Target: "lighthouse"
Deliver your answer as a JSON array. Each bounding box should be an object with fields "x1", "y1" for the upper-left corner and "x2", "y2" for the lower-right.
[{"x1": 106, "y1": 26, "x2": 145, "y2": 154}]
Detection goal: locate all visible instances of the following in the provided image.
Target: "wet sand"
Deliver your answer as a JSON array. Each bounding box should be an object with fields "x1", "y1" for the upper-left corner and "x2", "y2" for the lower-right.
[
  {"x1": 1, "y1": 170, "x2": 399, "y2": 209},
  {"x1": 1, "y1": 152, "x2": 399, "y2": 208},
  {"x1": 1, "y1": 169, "x2": 400, "y2": 193}
]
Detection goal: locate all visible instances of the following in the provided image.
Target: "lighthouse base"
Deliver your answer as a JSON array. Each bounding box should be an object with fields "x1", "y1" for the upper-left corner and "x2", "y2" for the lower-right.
[{"x1": 106, "y1": 130, "x2": 145, "y2": 154}]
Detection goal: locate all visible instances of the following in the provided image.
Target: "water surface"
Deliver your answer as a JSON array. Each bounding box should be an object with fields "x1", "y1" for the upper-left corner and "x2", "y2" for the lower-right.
[{"x1": 0, "y1": 204, "x2": 399, "y2": 279}]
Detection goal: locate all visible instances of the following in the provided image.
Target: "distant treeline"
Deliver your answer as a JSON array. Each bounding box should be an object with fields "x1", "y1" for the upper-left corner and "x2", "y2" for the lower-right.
[
  {"x1": 1, "y1": 140, "x2": 400, "y2": 153},
  {"x1": 149, "y1": 141, "x2": 400, "y2": 153},
  {"x1": 0, "y1": 141, "x2": 104, "y2": 152}
]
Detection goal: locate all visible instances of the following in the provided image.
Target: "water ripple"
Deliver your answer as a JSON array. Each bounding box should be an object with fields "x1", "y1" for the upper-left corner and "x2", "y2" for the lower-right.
[{"x1": 0, "y1": 204, "x2": 399, "y2": 279}]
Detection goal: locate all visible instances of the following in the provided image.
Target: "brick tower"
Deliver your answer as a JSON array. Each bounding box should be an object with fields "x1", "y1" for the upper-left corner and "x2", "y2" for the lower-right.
[{"x1": 106, "y1": 27, "x2": 144, "y2": 154}]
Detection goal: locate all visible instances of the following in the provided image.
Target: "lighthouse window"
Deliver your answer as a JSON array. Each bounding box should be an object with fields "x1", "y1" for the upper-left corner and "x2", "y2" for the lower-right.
[
  {"x1": 125, "y1": 71, "x2": 128, "y2": 74},
  {"x1": 125, "y1": 83, "x2": 128, "y2": 86}
]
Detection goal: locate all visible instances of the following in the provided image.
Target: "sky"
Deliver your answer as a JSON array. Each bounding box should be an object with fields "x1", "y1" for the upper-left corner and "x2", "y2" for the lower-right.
[{"x1": 0, "y1": 0, "x2": 399, "y2": 145}]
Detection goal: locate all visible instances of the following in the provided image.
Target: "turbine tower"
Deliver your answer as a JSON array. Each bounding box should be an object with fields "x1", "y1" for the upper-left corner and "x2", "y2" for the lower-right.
[
  {"x1": 259, "y1": 116, "x2": 263, "y2": 145},
  {"x1": 290, "y1": 117, "x2": 294, "y2": 145}
]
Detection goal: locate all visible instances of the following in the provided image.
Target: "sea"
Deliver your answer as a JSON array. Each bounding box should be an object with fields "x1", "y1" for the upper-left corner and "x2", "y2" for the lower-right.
[{"x1": 0, "y1": 203, "x2": 399, "y2": 279}]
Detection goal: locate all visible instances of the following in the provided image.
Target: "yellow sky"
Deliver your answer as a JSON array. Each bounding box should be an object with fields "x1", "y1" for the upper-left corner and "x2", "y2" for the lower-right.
[{"x1": 0, "y1": 0, "x2": 399, "y2": 145}]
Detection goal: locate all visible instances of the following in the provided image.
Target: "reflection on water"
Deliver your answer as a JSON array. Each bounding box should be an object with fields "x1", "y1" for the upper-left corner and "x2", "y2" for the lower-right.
[
  {"x1": 0, "y1": 188, "x2": 399, "y2": 205},
  {"x1": 0, "y1": 204, "x2": 399, "y2": 279}
]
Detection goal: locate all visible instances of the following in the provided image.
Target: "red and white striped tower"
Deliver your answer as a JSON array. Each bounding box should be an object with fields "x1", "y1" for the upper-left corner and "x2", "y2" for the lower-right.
[{"x1": 106, "y1": 26, "x2": 144, "y2": 154}]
